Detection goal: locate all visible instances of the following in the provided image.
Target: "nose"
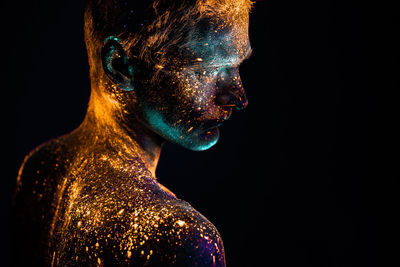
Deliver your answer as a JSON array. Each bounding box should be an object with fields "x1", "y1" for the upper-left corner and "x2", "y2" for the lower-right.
[
  {"x1": 216, "y1": 91, "x2": 248, "y2": 110},
  {"x1": 215, "y1": 69, "x2": 248, "y2": 110}
]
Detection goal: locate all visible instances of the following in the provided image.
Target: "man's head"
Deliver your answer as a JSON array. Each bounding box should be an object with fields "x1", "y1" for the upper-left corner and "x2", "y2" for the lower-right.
[{"x1": 84, "y1": 0, "x2": 253, "y2": 151}]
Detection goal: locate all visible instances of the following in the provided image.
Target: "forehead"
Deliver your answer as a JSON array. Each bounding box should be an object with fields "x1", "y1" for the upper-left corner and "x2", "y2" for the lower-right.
[{"x1": 179, "y1": 18, "x2": 251, "y2": 67}]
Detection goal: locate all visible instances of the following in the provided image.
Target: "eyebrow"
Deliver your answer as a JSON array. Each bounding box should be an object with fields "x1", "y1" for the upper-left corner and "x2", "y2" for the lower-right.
[{"x1": 193, "y1": 45, "x2": 253, "y2": 69}]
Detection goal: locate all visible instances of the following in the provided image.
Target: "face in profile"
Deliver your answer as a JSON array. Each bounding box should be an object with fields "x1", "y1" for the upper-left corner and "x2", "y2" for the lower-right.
[{"x1": 133, "y1": 18, "x2": 252, "y2": 151}]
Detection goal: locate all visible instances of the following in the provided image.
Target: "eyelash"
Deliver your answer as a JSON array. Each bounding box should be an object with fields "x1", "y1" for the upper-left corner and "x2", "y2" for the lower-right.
[{"x1": 191, "y1": 66, "x2": 223, "y2": 77}]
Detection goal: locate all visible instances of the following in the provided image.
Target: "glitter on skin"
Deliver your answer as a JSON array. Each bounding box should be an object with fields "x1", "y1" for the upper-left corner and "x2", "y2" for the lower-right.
[{"x1": 12, "y1": 0, "x2": 254, "y2": 266}]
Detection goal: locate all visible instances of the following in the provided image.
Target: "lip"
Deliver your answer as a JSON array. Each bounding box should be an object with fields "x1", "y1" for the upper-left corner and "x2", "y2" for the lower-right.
[
  {"x1": 202, "y1": 115, "x2": 230, "y2": 132},
  {"x1": 201, "y1": 126, "x2": 219, "y2": 140},
  {"x1": 197, "y1": 107, "x2": 232, "y2": 137},
  {"x1": 223, "y1": 109, "x2": 233, "y2": 121},
  {"x1": 202, "y1": 121, "x2": 220, "y2": 133}
]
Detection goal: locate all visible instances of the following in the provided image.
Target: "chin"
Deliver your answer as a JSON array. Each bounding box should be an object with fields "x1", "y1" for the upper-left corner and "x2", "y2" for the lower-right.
[
  {"x1": 144, "y1": 109, "x2": 221, "y2": 151},
  {"x1": 180, "y1": 127, "x2": 220, "y2": 151}
]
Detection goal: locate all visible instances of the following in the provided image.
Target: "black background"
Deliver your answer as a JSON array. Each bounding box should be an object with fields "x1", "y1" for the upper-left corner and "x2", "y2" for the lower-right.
[{"x1": 4, "y1": 0, "x2": 398, "y2": 266}]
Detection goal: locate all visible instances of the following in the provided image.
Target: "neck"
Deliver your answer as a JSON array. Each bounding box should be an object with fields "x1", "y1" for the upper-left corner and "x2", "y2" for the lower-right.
[{"x1": 79, "y1": 90, "x2": 164, "y2": 178}]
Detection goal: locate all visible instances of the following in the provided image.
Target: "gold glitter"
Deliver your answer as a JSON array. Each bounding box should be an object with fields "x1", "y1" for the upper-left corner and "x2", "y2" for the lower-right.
[
  {"x1": 12, "y1": 0, "x2": 254, "y2": 265},
  {"x1": 176, "y1": 220, "x2": 186, "y2": 227}
]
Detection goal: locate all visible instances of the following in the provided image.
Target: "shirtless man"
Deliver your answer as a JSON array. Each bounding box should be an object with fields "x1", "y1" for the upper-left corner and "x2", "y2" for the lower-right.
[{"x1": 12, "y1": 0, "x2": 253, "y2": 265}]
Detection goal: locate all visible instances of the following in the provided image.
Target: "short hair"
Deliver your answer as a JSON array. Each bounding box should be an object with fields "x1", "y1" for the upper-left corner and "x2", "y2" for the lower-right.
[{"x1": 84, "y1": 0, "x2": 253, "y2": 77}]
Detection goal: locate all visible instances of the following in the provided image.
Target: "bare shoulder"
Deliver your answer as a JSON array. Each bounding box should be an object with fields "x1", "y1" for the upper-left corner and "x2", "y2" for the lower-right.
[
  {"x1": 15, "y1": 137, "x2": 225, "y2": 266},
  {"x1": 14, "y1": 136, "x2": 73, "y2": 216},
  {"x1": 12, "y1": 136, "x2": 77, "y2": 266},
  {"x1": 126, "y1": 195, "x2": 226, "y2": 266},
  {"x1": 16, "y1": 135, "x2": 76, "y2": 190},
  {"x1": 55, "y1": 184, "x2": 226, "y2": 266}
]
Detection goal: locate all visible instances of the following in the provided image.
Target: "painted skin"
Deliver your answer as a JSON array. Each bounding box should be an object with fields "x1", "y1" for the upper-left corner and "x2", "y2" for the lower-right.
[
  {"x1": 13, "y1": 130, "x2": 226, "y2": 266},
  {"x1": 12, "y1": 2, "x2": 252, "y2": 267},
  {"x1": 136, "y1": 20, "x2": 251, "y2": 151}
]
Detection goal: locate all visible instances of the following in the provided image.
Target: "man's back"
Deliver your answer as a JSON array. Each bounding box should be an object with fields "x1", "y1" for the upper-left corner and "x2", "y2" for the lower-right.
[
  {"x1": 11, "y1": 1, "x2": 254, "y2": 265},
  {"x1": 11, "y1": 136, "x2": 225, "y2": 266}
]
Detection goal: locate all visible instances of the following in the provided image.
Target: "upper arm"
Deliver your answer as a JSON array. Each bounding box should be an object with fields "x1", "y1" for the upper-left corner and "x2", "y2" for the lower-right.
[
  {"x1": 50, "y1": 191, "x2": 226, "y2": 266},
  {"x1": 123, "y1": 202, "x2": 226, "y2": 267}
]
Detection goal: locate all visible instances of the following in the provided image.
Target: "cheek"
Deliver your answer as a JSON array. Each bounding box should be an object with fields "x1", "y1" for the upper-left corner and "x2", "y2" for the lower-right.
[
  {"x1": 139, "y1": 71, "x2": 224, "y2": 150},
  {"x1": 153, "y1": 70, "x2": 218, "y2": 121},
  {"x1": 140, "y1": 69, "x2": 223, "y2": 134},
  {"x1": 175, "y1": 70, "x2": 219, "y2": 110}
]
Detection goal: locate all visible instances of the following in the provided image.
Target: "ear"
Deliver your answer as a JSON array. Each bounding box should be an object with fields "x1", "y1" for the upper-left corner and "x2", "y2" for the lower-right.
[{"x1": 101, "y1": 36, "x2": 135, "y2": 91}]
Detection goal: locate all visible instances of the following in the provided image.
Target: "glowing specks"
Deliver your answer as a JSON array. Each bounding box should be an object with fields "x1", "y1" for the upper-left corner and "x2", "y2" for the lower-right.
[
  {"x1": 13, "y1": 2, "x2": 252, "y2": 266},
  {"x1": 176, "y1": 220, "x2": 186, "y2": 227}
]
